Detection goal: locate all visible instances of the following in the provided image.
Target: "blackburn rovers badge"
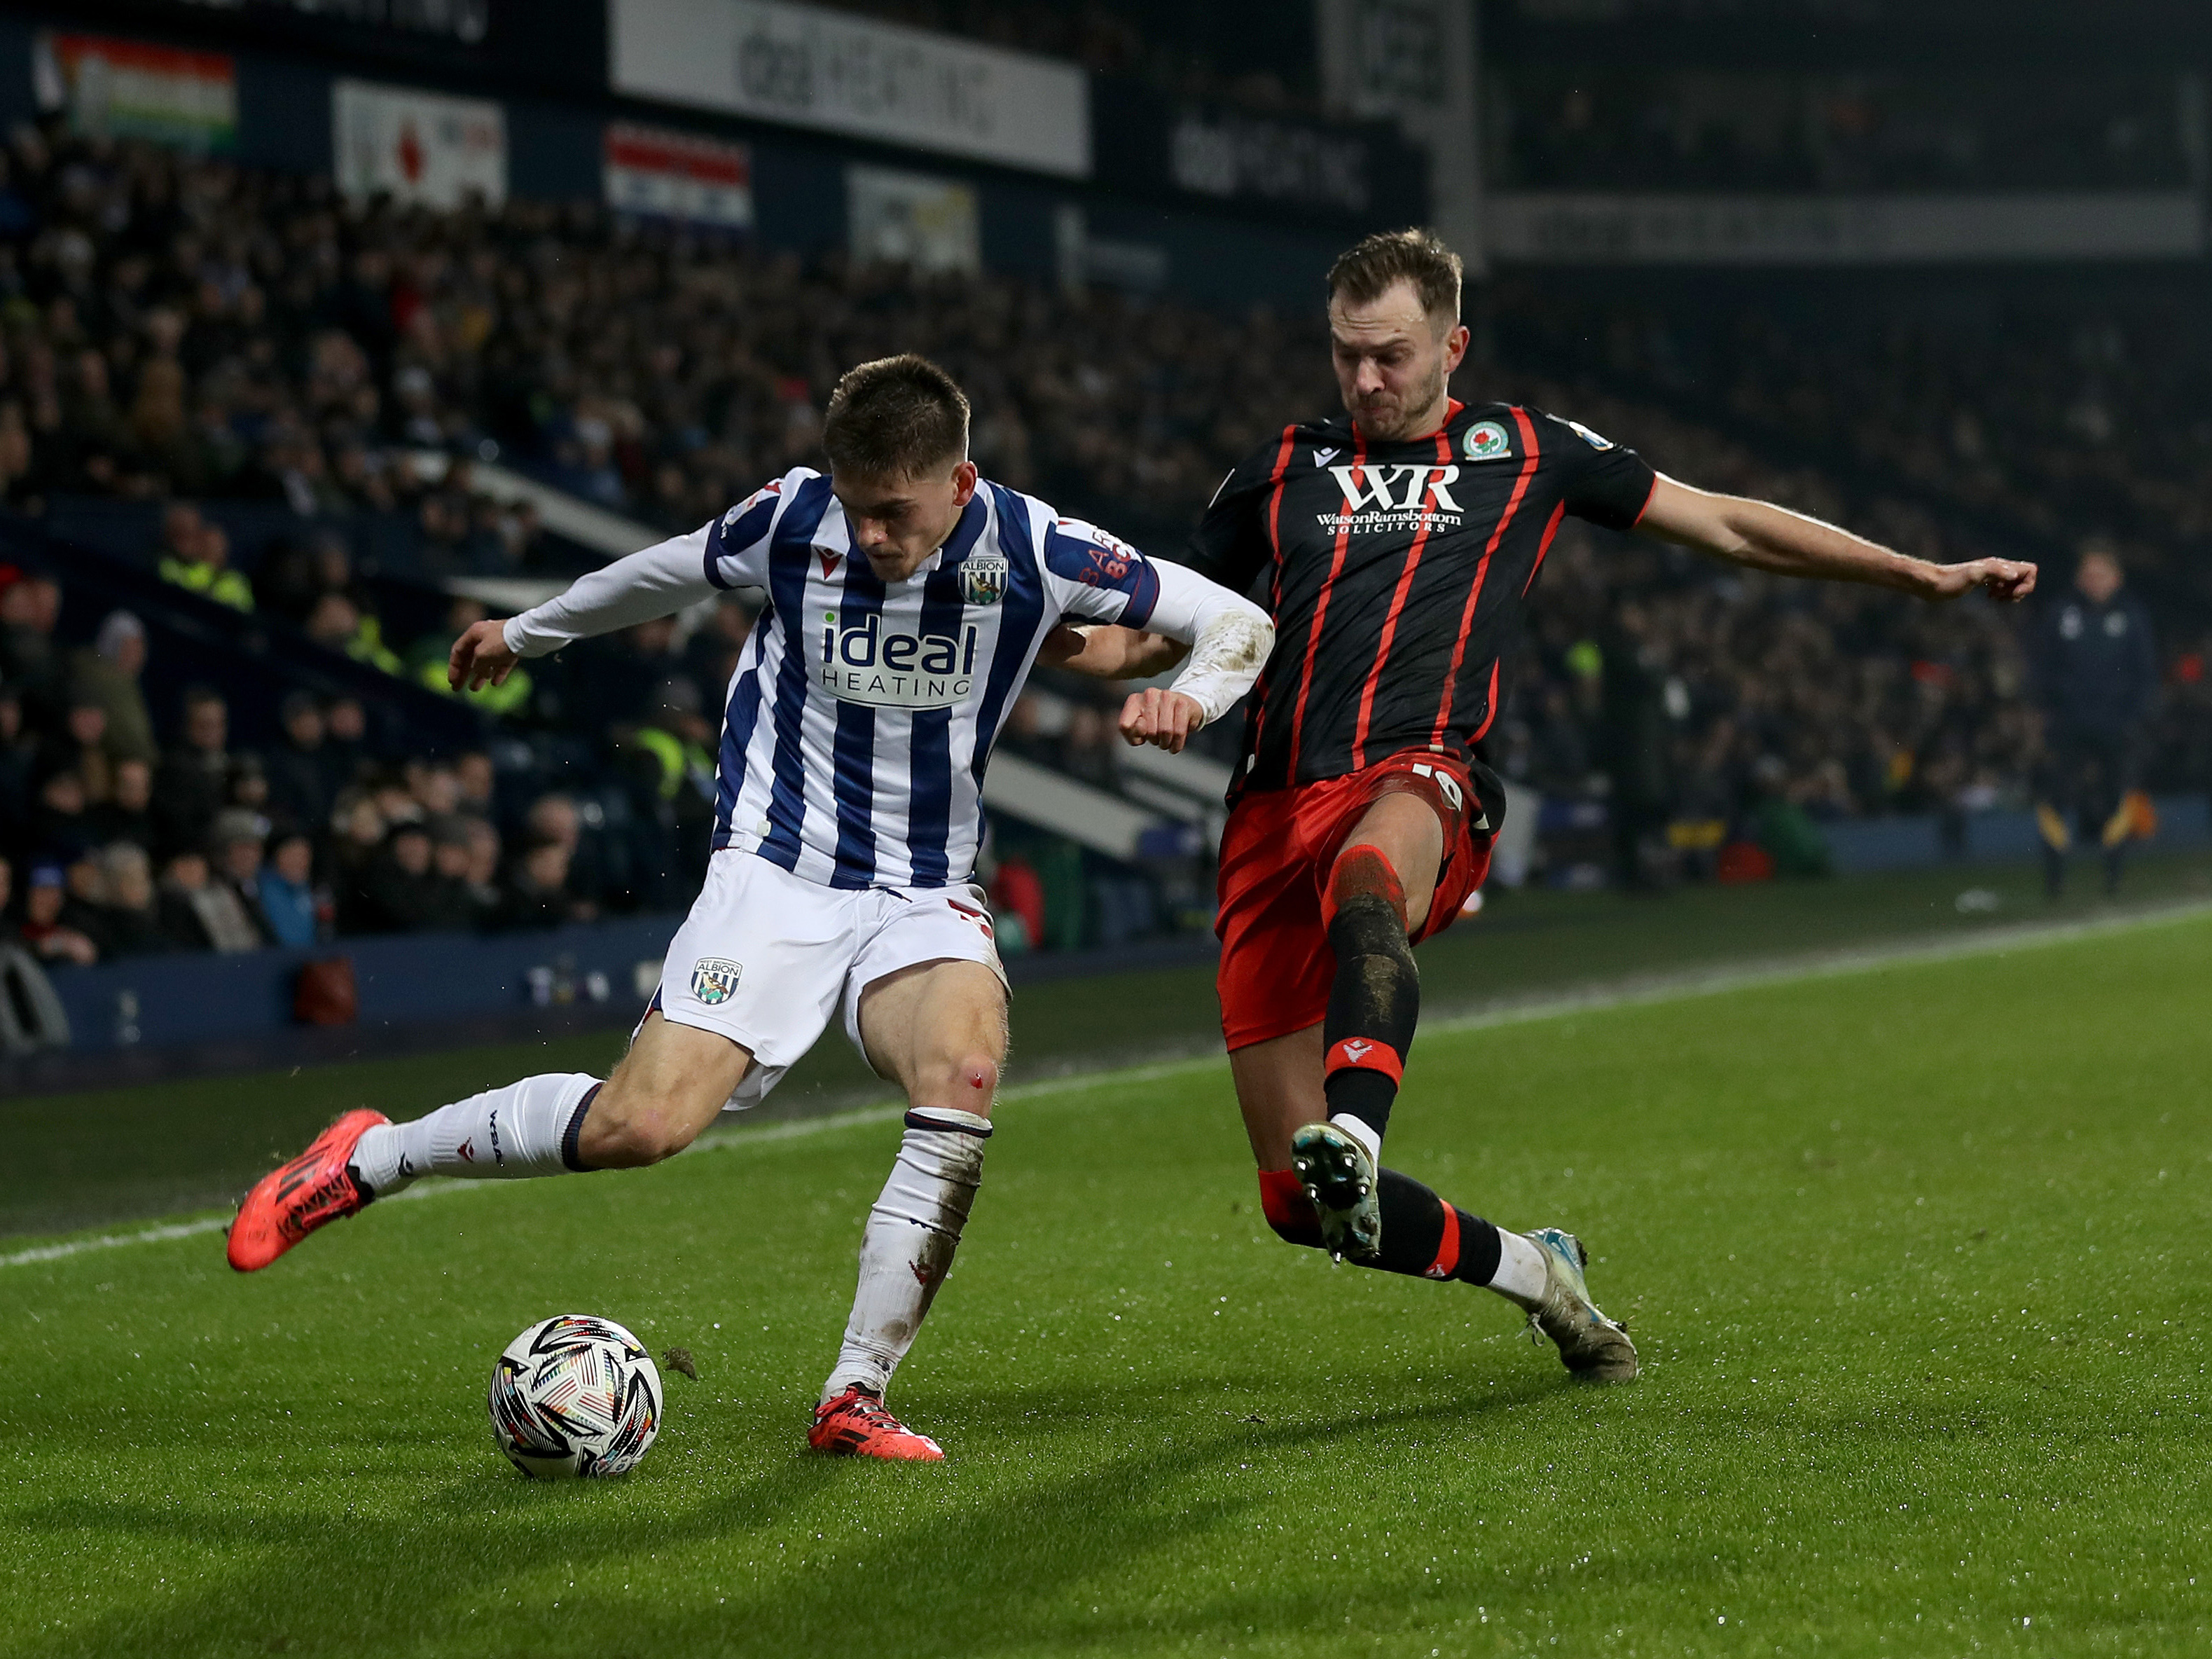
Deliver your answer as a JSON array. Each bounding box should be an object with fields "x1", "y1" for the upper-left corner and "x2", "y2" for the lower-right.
[
  {"x1": 1464, "y1": 420, "x2": 1512, "y2": 462},
  {"x1": 958, "y1": 551, "x2": 1009, "y2": 606},
  {"x1": 690, "y1": 956, "x2": 742, "y2": 1006}
]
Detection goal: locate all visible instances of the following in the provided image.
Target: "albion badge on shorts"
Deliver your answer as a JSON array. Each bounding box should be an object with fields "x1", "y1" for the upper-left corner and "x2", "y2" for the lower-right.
[
  {"x1": 958, "y1": 551, "x2": 1009, "y2": 606},
  {"x1": 690, "y1": 956, "x2": 742, "y2": 1006}
]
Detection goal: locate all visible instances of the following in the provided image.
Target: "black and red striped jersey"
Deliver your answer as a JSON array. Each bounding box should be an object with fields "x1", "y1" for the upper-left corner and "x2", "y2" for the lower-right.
[{"x1": 1187, "y1": 399, "x2": 1657, "y2": 799}]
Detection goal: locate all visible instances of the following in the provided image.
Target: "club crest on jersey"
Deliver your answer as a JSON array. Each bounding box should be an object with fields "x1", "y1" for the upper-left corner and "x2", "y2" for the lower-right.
[
  {"x1": 819, "y1": 611, "x2": 982, "y2": 708},
  {"x1": 1463, "y1": 420, "x2": 1512, "y2": 462},
  {"x1": 690, "y1": 957, "x2": 742, "y2": 1006},
  {"x1": 958, "y1": 551, "x2": 1009, "y2": 607}
]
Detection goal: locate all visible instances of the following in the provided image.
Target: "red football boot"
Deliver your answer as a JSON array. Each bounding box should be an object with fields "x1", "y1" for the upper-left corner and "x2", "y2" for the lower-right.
[
  {"x1": 808, "y1": 1387, "x2": 944, "y2": 1461},
  {"x1": 226, "y1": 1108, "x2": 389, "y2": 1272}
]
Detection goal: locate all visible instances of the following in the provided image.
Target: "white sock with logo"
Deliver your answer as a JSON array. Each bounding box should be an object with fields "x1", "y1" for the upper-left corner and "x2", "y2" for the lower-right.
[
  {"x1": 1488, "y1": 1230, "x2": 1551, "y2": 1305},
  {"x1": 350, "y1": 1073, "x2": 602, "y2": 1197},
  {"x1": 822, "y1": 1108, "x2": 990, "y2": 1403}
]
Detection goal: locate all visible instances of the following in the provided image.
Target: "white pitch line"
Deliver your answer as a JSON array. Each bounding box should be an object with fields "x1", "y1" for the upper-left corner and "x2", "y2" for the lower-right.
[{"x1": 7, "y1": 896, "x2": 2205, "y2": 1273}]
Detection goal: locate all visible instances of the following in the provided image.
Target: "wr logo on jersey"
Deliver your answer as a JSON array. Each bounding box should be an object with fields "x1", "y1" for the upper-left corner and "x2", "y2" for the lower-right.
[{"x1": 1329, "y1": 464, "x2": 1465, "y2": 514}]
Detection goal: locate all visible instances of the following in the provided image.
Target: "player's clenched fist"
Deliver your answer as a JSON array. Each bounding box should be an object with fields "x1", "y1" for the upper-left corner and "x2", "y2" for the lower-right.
[
  {"x1": 1117, "y1": 688, "x2": 1204, "y2": 754},
  {"x1": 449, "y1": 617, "x2": 520, "y2": 690}
]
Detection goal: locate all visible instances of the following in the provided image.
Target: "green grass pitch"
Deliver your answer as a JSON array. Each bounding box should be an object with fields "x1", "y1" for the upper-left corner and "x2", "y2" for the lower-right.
[{"x1": 5, "y1": 911, "x2": 2208, "y2": 1656}]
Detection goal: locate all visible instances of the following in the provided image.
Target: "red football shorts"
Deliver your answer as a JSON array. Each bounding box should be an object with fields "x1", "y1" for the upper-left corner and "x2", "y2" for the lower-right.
[{"x1": 1215, "y1": 750, "x2": 1494, "y2": 1051}]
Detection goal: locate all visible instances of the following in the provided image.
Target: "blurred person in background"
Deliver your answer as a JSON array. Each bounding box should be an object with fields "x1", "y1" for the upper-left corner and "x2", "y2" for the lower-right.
[
  {"x1": 322, "y1": 695, "x2": 371, "y2": 794},
  {"x1": 328, "y1": 790, "x2": 388, "y2": 929},
  {"x1": 47, "y1": 693, "x2": 115, "y2": 806},
  {"x1": 459, "y1": 816, "x2": 504, "y2": 930},
  {"x1": 158, "y1": 514, "x2": 254, "y2": 612},
  {"x1": 153, "y1": 686, "x2": 232, "y2": 859},
  {"x1": 71, "y1": 611, "x2": 157, "y2": 764},
  {"x1": 522, "y1": 792, "x2": 602, "y2": 920},
  {"x1": 160, "y1": 837, "x2": 269, "y2": 954},
  {"x1": 86, "y1": 841, "x2": 171, "y2": 958},
  {"x1": 0, "y1": 684, "x2": 31, "y2": 846},
  {"x1": 211, "y1": 810, "x2": 275, "y2": 930},
  {"x1": 85, "y1": 755, "x2": 154, "y2": 851},
  {"x1": 622, "y1": 677, "x2": 717, "y2": 900},
  {"x1": 19, "y1": 862, "x2": 97, "y2": 965},
  {"x1": 263, "y1": 692, "x2": 335, "y2": 835},
  {"x1": 495, "y1": 832, "x2": 583, "y2": 932},
  {"x1": 255, "y1": 830, "x2": 326, "y2": 949},
  {"x1": 427, "y1": 817, "x2": 480, "y2": 931},
  {"x1": 681, "y1": 593, "x2": 755, "y2": 694},
  {"x1": 452, "y1": 750, "x2": 497, "y2": 823},
  {"x1": 2031, "y1": 542, "x2": 2159, "y2": 897},
  {"x1": 27, "y1": 766, "x2": 96, "y2": 865},
  {"x1": 0, "y1": 570, "x2": 62, "y2": 722}
]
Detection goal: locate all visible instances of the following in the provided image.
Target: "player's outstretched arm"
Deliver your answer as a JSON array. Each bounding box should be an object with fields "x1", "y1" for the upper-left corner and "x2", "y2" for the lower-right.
[
  {"x1": 454, "y1": 522, "x2": 732, "y2": 691},
  {"x1": 1110, "y1": 562, "x2": 1273, "y2": 754},
  {"x1": 1636, "y1": 475, "x2": 2038, "y2": 603},
  {"x1": 1036, "y1": 625, "x2": 1189, "y2": 679}
]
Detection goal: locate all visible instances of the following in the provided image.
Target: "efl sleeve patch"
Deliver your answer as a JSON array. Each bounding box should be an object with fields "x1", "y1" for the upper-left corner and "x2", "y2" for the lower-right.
[
  {"x1": 705, "y1": 475, "x2": 789, "y2": 587},
  {"x1": 1044, "y1": 518, "x2": 1160, "y2": 626}
]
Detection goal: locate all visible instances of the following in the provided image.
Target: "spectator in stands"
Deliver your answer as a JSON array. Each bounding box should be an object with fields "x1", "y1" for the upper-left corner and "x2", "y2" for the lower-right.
[
  {"x1": 352, "y1": 820, "x2": 459, "y2": 934},
  {"x1": 85, "y1": 755, "x2": 154, "y2": 851},
  {"x1": 497, "y1": 833, "x2": 584, "y2": 932},
  {"x1": 71, "y1": 611, "x2": 156, "y2": 764},
  {"x1": 27, "y1": 766, "x2": 96, "y2": 866},
  {"x1": 682, "y1": 594, "x2": 756, "y2": 695},
  {"x1": 254, "y1": 830, "x2": 326, "y2": 949},
  {"x1": 427, "y1": 817, "x2": 481, "y2": 928},
  {"x1": 0, "y1": 684, "x2": 32, "y2": 849},
  {"x1": 453, "y1": 749, "x2": 497, "y2": 823},
  {"x1": 322, "y1": 695, "x2": 370, "y2": 793},
  {"x1": 256, "y1": 529, "x2": 360, "y2": 627},
  {"x1": 158, "y1": 512, "x2": 254, "y2": 612},
  {"x1": 460, "y1": 816, "x2": 504, "y2": 929},
  {"x1": 158, "y1": 847, "x2": 268, "y2": 953},
  {"x1": 211, "y1": 808, "x2": 275, "y2": 925},
  {"x1": 45, "y1": 692, "x2": 115, "y2": 805},
  {"x1": 0, "y1": 570, "x2": 62, "y2": 722},
  {"x1": 305, "y1": 592, "x2": 401, "y2": 673},
  {"x1": 85, "y1": 841, "x2": 172, "y2": 959},
  {"x1": 263, "y1": 691, "x2": 334, "y2": 836},
  {"x1": 522, "y1": 793, "x2": 602, "y2": 920},
  {"x1": 18, "y1": 862, "x2": 96, "y2": 966},
  {"x1": 153, "y1": 686, "x2": 231, "y2": 859}
]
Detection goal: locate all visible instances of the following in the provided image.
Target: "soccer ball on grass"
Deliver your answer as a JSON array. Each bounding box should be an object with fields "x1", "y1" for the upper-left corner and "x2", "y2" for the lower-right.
[{"x1": 488, "y1": 1314, "x2": 662, "y2": 1478}]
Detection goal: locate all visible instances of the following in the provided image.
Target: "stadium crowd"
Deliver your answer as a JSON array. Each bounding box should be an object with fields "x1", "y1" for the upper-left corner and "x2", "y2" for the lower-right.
[{"x1": 0, "y1": 125, "x2": 2204, "y2": 962}]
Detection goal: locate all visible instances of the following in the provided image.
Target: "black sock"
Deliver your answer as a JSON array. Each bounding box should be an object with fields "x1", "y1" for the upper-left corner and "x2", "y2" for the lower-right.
[
  {"x1": 1258, "y1": 1166, "x2": 1501, "y2": 1285},
  {"x1": 1322, "y1": 890, "x2": 1420, "y2": 1145}
]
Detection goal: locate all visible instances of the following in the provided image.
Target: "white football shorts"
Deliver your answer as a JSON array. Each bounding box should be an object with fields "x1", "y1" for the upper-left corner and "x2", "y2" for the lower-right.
[{"x1": 649, "y1": 847, "x2": 1007, "y2": 1110}]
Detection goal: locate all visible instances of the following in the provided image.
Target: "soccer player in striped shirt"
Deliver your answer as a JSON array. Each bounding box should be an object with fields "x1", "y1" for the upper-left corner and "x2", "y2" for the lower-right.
[
  {"x1": 1061, "y1": 230, "x2": 2036, "y2": 1380},
  {"x1": 228, "y1": 355, "x2": 1273, "y2": 1459}
]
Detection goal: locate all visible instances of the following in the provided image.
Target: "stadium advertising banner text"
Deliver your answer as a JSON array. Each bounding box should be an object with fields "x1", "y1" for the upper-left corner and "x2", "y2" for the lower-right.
[
  {"x1": 151, "y1": 0, "x2": 490, "y2": 43},
  {"x1": 605, "y1": 124, "x2": 754, "y2": 230},
  {"x1": 846, "y1": 165, "x2": 980, "y2": 275},
  {"x1": 32, "y1": 33, "x2": 237, "y2": 154},
  {"x1": 334, "y1": 79, "x2": 506, "y2": 208},
  {"x1": 610, "y1": 0, "x2": 1091, "y2": 179},
  {"x1": 1486, "y1": 192, "x2": 2208, "y2": 264}
]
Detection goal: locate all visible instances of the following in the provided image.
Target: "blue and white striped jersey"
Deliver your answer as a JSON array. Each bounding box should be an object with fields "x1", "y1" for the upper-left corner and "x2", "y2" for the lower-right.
[{"x1": 508, "y1": 467, "x2": 1173, "y2": 890}]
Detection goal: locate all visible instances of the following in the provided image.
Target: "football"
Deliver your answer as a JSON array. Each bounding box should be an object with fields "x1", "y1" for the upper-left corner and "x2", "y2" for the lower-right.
[{"x1": 487, "y1": 1314, "x2": 663, "y2": 1478}]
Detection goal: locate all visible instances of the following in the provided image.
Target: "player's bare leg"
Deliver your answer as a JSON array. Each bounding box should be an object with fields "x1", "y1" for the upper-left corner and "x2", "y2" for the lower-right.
[
  {"x1": 1252, "y1": 792, "x2": 1637, "y2": 1379},
  {"x1": 810, "y1": 958, "x2": 1007, "y2": 1460},
  {"x1": 230, "y1": 1014, "x2": 748, "y2": 1271}
]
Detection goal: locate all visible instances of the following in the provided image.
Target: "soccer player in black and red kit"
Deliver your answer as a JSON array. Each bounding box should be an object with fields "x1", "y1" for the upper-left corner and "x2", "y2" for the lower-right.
[{"x1": 1063, "y1": 230, "x2": 2037, "y2": 1379}]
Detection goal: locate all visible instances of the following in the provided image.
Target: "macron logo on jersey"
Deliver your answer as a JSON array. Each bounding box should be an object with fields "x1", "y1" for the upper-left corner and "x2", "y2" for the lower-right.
[{"x1": 817, "y1": 612, "x2": 983, "y2": 709}]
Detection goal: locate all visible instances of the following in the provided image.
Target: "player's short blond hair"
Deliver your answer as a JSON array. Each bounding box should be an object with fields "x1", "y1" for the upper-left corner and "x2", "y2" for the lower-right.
[{"x1": 1327, "y1": 228, "x2": 1463, "y2": 326}]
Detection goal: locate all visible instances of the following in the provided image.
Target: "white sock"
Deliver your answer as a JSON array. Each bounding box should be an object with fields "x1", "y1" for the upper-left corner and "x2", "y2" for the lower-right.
[
  {"x1": 350, "y1": 1073, "x2": 602, "y2": 1196},
  {"x1": 822, "y1": 1108, "x2": 990, "y2": 1403},
  {"x1": 1488, "y1": 1228, "x2": 1549, "y2": 1305},
  {"x1": 1330, "y1": 1113, "x2": 1383, "y2": 1166}
]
